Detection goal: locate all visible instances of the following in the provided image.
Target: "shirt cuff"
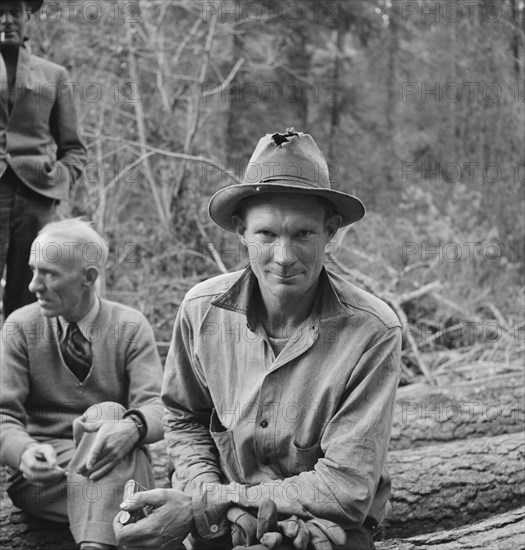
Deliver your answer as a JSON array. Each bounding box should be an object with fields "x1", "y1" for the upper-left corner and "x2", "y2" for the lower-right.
[{"x1": 191, "y1": 481, "x2": 238, "y2": 539}]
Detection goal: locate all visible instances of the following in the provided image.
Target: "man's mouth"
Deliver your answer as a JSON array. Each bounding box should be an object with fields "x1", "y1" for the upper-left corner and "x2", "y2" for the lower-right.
[{"x1": 270, "y1": 271, "x2": 302, "y2": 279}]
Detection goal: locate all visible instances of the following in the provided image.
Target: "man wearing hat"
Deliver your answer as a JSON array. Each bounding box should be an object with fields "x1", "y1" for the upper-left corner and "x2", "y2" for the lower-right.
[
  {"x1": 115, "y1": 130, "x2": 402, "y2": 550},
  {"x1": 1, "y1": 0, "x2": 86, "y2": 317}
]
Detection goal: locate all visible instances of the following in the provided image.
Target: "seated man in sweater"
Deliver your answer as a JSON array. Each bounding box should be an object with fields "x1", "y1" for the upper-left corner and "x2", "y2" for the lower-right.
[{"x1": 0, "y1": 219, "x2": 164, "y2": 550}]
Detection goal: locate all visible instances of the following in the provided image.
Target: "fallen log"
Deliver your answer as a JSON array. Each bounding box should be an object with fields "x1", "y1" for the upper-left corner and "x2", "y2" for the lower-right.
[
  {"x1": 390, "y1": 372, "x2": 525, "y2": 450},
  {"x1": 2, "y1": 433, "x2": 522, "y2": 547},
  {"x1": 0, "y1": 508, "x2": 74, "y2": 550},
  {"x1": 377, "y1": 506, "x2": 525, "y2": 550},
  {"x1": 386, "y1": 432, "x2": 525, "y2": 537}
]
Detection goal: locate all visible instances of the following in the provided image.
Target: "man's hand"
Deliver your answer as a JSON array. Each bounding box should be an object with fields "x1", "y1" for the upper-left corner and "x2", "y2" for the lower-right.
[
  {"x1": 19, "y1": 444, "x2": 66, "y2": 486},
  {"x1": 229, "y1": 498, "x2": 346, "y2": 549},
  {"x1": 75, "y1": 416, "x2": 140, "y2": 481},
  {"x1": 113, "y1": 488, "x2": 193, "y2": 549}
]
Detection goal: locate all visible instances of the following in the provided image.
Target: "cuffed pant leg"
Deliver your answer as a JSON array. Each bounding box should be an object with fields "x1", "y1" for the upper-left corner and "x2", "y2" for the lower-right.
[
  {"x1": 67, "y1": 402, "x2": 156, "y2": 546},
  {"x1": 6, "y1": 438, "x2": 74, "y2": 523}
]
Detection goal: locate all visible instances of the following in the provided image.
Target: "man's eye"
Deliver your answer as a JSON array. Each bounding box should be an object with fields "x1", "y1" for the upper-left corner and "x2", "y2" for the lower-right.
[
  {"x1": 258, "y1": 230, "x2": 275, "y2": 238},
  {"x1": 297, "y1": 231, "x2": 313, "y2": 238}
]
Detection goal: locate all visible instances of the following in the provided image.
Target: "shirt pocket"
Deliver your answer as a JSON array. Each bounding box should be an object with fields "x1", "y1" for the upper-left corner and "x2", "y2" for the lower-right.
[
  {"x1": 209, "y1": 408, "x2": 246, "y2": 484},
  {"x1": 290, "y1": 439, "x2": 324, "y2": 474}
]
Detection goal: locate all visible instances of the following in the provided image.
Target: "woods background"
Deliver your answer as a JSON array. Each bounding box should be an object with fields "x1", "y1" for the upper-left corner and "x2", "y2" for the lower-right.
[
  {"x1": 26, "y1": 0, "x2": 524, "y2": 384},
  {"x1": 1, "y1": 2, "x2": 524, "y2": 548}
]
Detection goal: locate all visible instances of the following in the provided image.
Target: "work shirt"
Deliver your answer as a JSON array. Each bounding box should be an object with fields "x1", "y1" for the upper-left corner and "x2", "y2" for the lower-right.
[{"x1": 162, "y1": 266, "x2": 402, "y2": 540}]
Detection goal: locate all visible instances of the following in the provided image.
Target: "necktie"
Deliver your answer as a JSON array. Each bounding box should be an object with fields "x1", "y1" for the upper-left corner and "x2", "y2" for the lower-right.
[{"x1": 60, "y1": 322, "x2": 92, "y2": 382}]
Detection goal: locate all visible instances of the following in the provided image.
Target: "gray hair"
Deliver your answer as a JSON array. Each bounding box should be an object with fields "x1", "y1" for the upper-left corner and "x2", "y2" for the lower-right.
[{"x1": 38, "y1": 218, "x2": 109, "y2": 270}]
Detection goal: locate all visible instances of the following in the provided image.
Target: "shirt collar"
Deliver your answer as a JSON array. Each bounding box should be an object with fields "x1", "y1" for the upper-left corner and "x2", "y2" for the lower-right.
[
  {"x1": 211, "y1": 266, "x2": 353, "y2": 329},
  {"x1": 59, "y1": 297, "x2": 101, "y2": 340}
]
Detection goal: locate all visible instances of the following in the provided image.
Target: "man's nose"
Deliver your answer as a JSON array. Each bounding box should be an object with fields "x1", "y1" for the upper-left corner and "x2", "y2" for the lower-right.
[
  {"x1": 273, "y1": 240, "x2": 297, "y2": 265},
  {"x1": 28, "y1": 271, "x2": 44, "y2": 294}
]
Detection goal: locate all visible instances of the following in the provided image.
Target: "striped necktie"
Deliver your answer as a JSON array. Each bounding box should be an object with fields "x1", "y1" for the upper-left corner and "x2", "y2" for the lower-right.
[{"x1": 60, "y1": 322, "x2": 92, "y2": 382}]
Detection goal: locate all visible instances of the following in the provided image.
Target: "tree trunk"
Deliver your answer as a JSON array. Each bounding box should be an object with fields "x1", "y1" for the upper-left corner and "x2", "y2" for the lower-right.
[
  {"x1": 390, "y1": 373, "x2": 525, "y2": 450},
  {"x1": 377, "y1": 507, "x2": 525, "y2": 550},
  {"x1": 386, "y1": 433, "x2": 525, "y2": 538}
]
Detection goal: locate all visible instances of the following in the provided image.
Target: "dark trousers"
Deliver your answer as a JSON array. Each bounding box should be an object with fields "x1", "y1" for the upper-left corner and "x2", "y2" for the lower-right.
[{"x1": 0, "y1": 166, "x2": 56, "y2": 318}]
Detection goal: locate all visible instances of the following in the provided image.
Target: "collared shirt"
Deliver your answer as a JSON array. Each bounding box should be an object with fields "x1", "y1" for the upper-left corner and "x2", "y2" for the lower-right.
[
  {"x1": 162, "y1": 267, "x2": 402, "y2": 540},
  {"x1": 58, "y1": 296, "x2": 101, "y2": 342}
]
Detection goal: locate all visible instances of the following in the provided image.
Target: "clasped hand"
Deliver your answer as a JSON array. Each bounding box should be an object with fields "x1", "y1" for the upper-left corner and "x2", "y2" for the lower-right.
[
  {"x1": 229, "y1": 498, "x2": 346, "y2": 549},
  {"x1": 113, "y1": 488, "x2": 193, "y2": 549}
]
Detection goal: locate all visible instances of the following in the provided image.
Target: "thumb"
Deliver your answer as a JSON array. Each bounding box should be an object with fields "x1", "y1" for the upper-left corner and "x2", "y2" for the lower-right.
[
  {"x1": 81, "y1": 419, "x2": 103, "y2": 433},
  {"x1": 120, "y1": 488, "x2": 167, "y2": 511},
  {"x1": 39, "y1": 445, "x2": 58, "y2": 468}
]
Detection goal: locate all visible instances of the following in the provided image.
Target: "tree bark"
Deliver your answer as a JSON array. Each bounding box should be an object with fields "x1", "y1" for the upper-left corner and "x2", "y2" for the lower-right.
[
  {"x1": 390, "y1": 373, "x2": 525, "y2": 450},
  {"x1": 377, "y1": 507, "x2": 525, "y2": 550},
  {"x1": 386, "y1": 433, "x2": 525, "y2": 538}
]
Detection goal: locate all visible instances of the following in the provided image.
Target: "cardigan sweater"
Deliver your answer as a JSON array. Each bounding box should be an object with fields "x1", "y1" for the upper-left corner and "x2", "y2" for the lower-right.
[{"x1": 0, "y1": 299, "x2": 164, "y2": 469}]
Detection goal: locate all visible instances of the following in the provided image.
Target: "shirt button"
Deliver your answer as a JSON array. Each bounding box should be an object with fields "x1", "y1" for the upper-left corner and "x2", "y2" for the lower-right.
[
  {"x1": 210, "y1": 524, "x2": 219, "y2": 533},
  {"x1": 260, "y1": 419, "x2": 268, "y2": 428}
]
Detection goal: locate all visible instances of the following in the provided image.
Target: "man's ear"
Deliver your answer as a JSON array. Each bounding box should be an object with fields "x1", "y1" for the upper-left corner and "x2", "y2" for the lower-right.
[
  {"x1": 232, "y1": 215, "x2": 247, "y2": 245},
  {"x1": 83, "y1": 266, "x2": 99, "y2": 287},
  {"x1": 326, "y1": 214, "x2": 342, "y2": 240}
]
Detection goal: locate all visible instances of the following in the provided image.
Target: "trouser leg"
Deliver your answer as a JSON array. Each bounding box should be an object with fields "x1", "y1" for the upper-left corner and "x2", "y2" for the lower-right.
[
  {"x1": 1, "y1": 169, "x2": 56, "y2": 317},
  {"x1": 68, "y1": 402, "x2": 156, "y2": 546},
  {"x1": 7, "y1": 402, "x2": 156, "y2": 547},
  {"x1": 0, "y1": 171, "x2": 15, "y2": 315},
  {"x1": 5, "y1": 188, "x2": 56, "y2": 317}
]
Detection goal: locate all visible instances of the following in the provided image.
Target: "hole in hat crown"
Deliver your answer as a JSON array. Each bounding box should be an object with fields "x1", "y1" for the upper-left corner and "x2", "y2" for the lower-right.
[{"x1": 271, "y1": 128, "x2": 299, "y2": 147}]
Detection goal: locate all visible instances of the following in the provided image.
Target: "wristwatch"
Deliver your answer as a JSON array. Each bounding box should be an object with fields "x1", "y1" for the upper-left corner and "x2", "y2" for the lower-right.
[{"x1": 123, "y1": 410, "x2": 147, "y2": 444}]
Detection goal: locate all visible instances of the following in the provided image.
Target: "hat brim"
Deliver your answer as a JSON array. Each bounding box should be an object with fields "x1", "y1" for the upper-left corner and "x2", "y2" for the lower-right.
[{"x1": 208, "y1": 182, "x2": 365, "y2": 232}]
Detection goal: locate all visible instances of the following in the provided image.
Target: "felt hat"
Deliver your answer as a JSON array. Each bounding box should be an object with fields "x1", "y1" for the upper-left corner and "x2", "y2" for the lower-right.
[
  {"x1": 26, "y1": 1, "x2": 44, "y2": 13},
  {"x1": 208, "y1": 129, "x2": 365, "y2": 232}
]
